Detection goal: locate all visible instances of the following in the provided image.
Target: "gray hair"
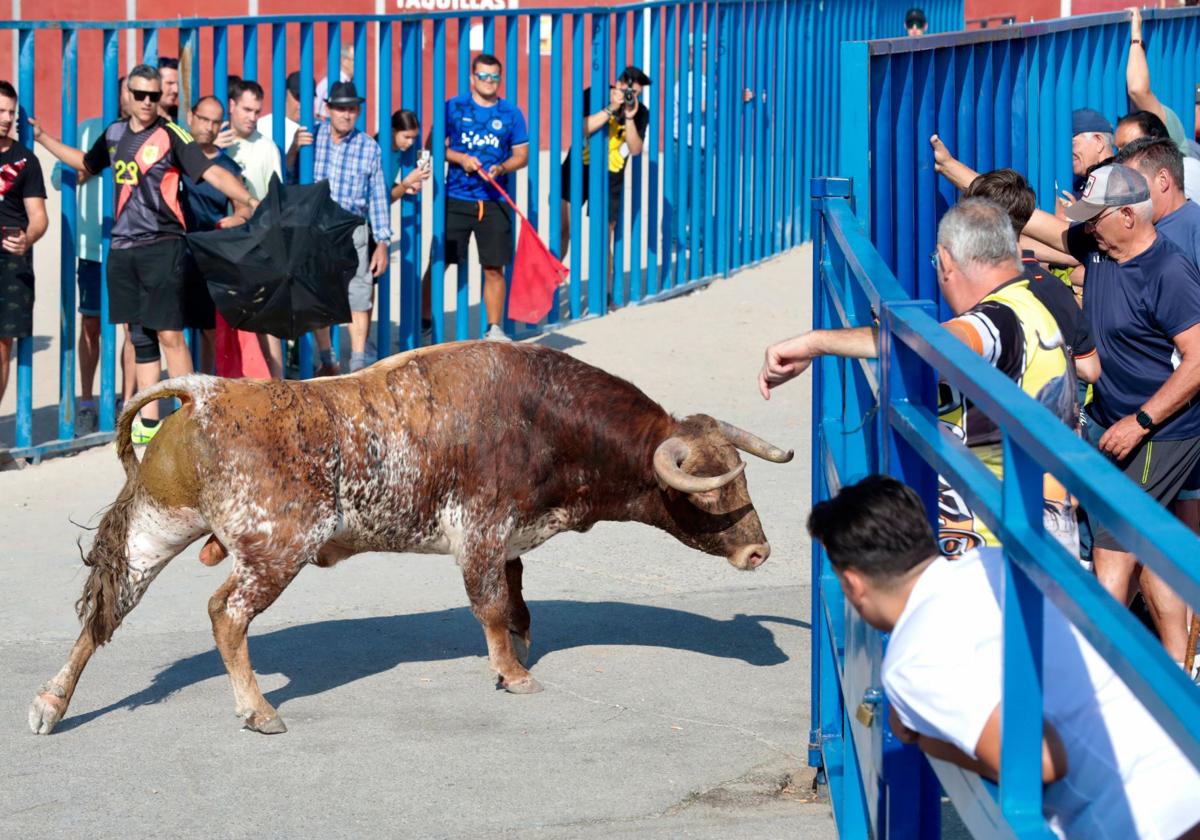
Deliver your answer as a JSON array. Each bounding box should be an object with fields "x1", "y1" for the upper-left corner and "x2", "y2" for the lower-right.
[
  {"x1": 1097, "y1": 132, "x2": 1115, "y2": 151},
  {"x1": 127, "y1": 63, "x2": 161, "y2": 85},
  {"x1": 936, "y1": 197, "x2": 1020, "y2": 270},
  {"x1": 1130, "y1": 198, "x2": 1154, "y2": 223}
]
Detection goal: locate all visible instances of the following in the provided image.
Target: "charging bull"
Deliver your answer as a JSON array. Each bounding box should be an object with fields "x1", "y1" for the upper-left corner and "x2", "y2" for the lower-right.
[{"x1": 29, "y1": 341, "x2": 792, "y2": 735}]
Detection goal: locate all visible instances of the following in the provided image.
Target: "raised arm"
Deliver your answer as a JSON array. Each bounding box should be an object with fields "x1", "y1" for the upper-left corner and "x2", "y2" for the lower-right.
[
  {"x1": 930, "y1": 134, "x2": 980, "y2": 191},
  {"x1": 1126, "y1": 8, "x2": 1167, "y2": 123},
  {"x1": 30, "y1": 120, "x2": 87, "y2": 173}
]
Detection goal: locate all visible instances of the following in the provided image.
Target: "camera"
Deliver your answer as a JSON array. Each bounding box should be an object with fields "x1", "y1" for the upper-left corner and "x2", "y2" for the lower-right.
[{"x1": 622, "y1": 88, "x2": 637, "y2": 106}]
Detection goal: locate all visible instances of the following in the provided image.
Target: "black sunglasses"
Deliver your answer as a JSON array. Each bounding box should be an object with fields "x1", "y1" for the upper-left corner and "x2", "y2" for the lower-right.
[{"x1": 129, "y1": 89, "x2": 162, "y2": 103}]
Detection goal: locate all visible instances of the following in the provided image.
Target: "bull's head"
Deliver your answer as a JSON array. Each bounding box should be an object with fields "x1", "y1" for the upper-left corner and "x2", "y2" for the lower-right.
[{"x1": 652, "y1": 415, "x2": 792, "y2": 570}]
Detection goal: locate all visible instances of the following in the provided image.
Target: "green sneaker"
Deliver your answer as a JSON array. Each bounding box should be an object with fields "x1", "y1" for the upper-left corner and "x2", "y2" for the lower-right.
[{"x1": 130, "y1": 416, "x2": 160, "y2": 446}]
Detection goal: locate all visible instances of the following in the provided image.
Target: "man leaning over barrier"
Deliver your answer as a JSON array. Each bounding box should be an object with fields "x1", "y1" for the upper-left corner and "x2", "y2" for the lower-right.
[
  {"x1": 1116, "y1": 110, "x2": 1200, "y2": 204},
  {"x1": 759, "y1": 198, "x2": 1079, "y2": 558},
  {"x1": 1021, "y1": 163, "x2": 1200, "y2": 669},
  {"x1": 31, "y1": 65, "x2": 257, "y2": 444},
  {"x1": 809, "y1": 474, "x2": 1200, "y2": 839}
]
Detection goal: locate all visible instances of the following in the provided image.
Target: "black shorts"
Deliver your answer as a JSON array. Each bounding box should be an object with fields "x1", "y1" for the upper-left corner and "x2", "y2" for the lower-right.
[
  {"x1": 0, "y1": 253, "x2": 34, "y2": 337},
  {"x1": 107, "y1": 238, "x2": 188, "y2": 330},
  {"x1": 560, "y1": 155, "x2": 624, "y2": 224},
  {"x1": 445, "y1": 198, "x2": 513, "y2": 267},
  {"x1": 1083, "y1": 410, "x2": 1200, "y2": 550},
  {"x1": 182, "y1": 250, "x2": 216, "y2": 330}
]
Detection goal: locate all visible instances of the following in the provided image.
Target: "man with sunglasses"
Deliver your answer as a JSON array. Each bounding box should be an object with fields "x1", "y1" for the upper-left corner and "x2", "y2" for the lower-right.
[
  {"x1": 425, "y1": 53, "x2": 528, "y2": 343},
  {"x1": 32, "y1": 64, "x2": 256, "y2": 443},
  {"x1": 1023, "y1": 163, "x2": 1200, "y2": 671}
]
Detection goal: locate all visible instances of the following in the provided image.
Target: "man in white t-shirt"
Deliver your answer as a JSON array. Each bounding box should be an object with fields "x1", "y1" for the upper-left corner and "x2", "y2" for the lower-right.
[
  {"x1": 217, "y1": 78, "x2": 284, "y2": 377},
  {"x1": 808, "y1": 474, "x2": 1200, "y2": 839},
  {"x1": 222, "y1": 79, "x2": 282, "y2": 201},
  {"x1": 257, "y1": 71, "x2": 310, "y2": 184}
]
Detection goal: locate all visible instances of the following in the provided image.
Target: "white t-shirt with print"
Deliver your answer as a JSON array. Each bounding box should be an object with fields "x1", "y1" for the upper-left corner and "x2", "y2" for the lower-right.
[{"x1": 883, "y1": 548, "x2": 1200, "y2": 839}]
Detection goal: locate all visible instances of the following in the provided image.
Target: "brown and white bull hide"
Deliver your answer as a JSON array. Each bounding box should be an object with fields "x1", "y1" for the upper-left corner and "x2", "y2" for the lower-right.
[{"x1": 29, "y1": 341, "x2": 791, "y2": 735}]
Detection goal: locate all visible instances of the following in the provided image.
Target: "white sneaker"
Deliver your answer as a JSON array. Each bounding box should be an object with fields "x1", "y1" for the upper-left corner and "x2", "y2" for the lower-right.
[{"x1": 485, "y1": 324, "x2": 511, "y2": 342}]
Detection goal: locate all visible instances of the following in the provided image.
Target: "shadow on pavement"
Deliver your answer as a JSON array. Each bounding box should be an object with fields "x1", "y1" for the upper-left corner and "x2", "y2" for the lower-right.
[{"x1": 55, "y1": 601, "x2": 808, "y2": 732}]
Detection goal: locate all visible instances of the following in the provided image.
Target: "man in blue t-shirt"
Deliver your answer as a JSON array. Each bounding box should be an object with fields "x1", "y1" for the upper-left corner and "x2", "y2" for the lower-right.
[
  {"x1": 1026, "y1": 163, "x2": 1200, "y2": 668},
  {"x1": 1118, "y1": 137, "x2": 1200, "y2": 534},
  {"x1": 423, "y1": 54, "x2": 528, "y2": 343}
]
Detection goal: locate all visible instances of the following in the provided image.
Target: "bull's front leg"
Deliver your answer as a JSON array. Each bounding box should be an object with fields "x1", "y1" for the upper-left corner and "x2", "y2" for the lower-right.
[{"x1": 460, "y1": 548, "x2": 542, "y2": 694}]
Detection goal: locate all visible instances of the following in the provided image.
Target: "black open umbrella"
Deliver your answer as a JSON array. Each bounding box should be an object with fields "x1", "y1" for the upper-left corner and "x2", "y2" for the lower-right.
[{"x1": 187, "y1": 175, "x2": 362, "y2": 341}]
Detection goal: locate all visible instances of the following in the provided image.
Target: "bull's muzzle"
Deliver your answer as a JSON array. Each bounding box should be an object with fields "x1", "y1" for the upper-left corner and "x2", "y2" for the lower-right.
[{"x1": 729, "y1": 542, "x2": 771, "y2": 570}]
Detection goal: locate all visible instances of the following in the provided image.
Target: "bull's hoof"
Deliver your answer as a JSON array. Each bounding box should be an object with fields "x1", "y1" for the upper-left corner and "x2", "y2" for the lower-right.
[
  {"x1": 510, "y1": 632, "x2": 531, "y2": 667},
  {"x1": 501, "y1": 676, "x2": 544, "y2": 695},
  {"x1": 242, "y1": 711, "x2": 288, "y2": 734},
  {"x1": 28, "y1": 687, "x2": 68, "y2": 735}
]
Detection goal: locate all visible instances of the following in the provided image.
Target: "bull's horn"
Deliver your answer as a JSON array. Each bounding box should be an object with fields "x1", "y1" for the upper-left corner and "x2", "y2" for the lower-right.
[
  {"x1": 653, "y1": 437, "x2": 746, "y2": 493},
  {"x1": 717, "y1": 421, "x2": 794, "y2": 463}
]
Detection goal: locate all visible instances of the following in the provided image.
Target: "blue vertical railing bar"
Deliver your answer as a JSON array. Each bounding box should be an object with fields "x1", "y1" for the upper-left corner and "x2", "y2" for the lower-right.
[
  {"x1": 298, "y1": 21, "x2": 314, "y2": 379},
  {"x1": 660, "y1": 3, "x2": 674, "y2": 291},
  {"x1": 353, "y1": 21, "x2": 366, "y2": 133},
  {"x1": 502, "y1": 12, "x2": 518, "y2": 337},
  {"x1": 701, "y1": 0, "x2": 716, "y2": 280},
  {"x1": 142, "y1": 28, "x2": 158, "y2": 65},
  {"x1": 377, "y1": 19, "x2": 393, "y2": 360},
  {"x1": 213, "y1": 25, "x2": 229, "y2": 106},
  {"x1": 242, "y1": 23, "x2": 257, "y2": 81},
  {"x1": 569, "y1": 12, "x2": 584, "y2": 319},
  {"x1": 645, "y1": 5, "x2": 660, "y2": 297},
  {"x1": 14, "y1": 28, "x2": 34, "y2": 450},
  {"x1": 98, "y1": 28, "x2": 118, "y2": 436},
  {"x1": 612, "y1": 10, "x2": 627, "y2": 307},
  {"x1": 431, "y1": 18, "x2": 447, "y2": 346},
  {"x1": 58, "y1": 29, "x2": 79, "y2": 443},
  {"x1": 687, "y1": 1, "x2": 702, "y2": 281},
  {"x1": 325, "y1": 21, "x2": 342, "y2": 363},
  {"x1": 587, "y1": 13, "x2": 608, "y2": 317},
  {"x1": 400, "y1": 19, "x2": 419, "y2": 350},
  {"x1": 455, "y1": 17, "x2": 470, "y2": 341},
  {"x1": 674, "y1": 3, "x2": 689, "y2": 287},
  {"x1": 528, "y1": 14, "x2": 542, "y2": 287},
  {"x1": 547, "y1": 12, "x2": 564, "y2": 324},
  {"x1": 629, "y1": 8, "x2": 645, "y2": 302}
]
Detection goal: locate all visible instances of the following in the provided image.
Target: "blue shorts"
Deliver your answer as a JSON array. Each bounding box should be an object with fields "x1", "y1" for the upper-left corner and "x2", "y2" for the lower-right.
[{"x1": 78, "y1": 259, "x2": 101, "y2": 317}]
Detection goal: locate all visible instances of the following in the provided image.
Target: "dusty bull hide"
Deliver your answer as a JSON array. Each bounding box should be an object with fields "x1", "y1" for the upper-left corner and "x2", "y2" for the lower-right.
[{"x1": 30, "y1": 342, "x2": 792, "y2": 735}]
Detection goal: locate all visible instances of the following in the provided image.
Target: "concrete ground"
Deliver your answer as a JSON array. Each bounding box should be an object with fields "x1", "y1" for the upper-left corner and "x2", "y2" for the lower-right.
[{"x1": 0, "y1": 246, "x2": 834, "y2": 839}]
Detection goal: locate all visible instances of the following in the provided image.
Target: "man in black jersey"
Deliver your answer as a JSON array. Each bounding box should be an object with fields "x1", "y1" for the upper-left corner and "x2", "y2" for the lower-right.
[{"x1": 33, "y1": 64, "x2": 255, "y2": 440}]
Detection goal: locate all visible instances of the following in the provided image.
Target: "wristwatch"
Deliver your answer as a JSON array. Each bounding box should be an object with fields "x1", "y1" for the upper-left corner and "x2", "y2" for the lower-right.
[{"x1": 1136, "y1": 409, "x2": 1154, "y2": 430}]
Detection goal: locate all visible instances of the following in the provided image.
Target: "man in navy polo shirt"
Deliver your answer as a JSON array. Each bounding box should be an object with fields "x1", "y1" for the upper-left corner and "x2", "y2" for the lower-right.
[
  {"x1": 424, "y1": 53, "x2": 528, "y2": 343},
  {"x1": 1025, "y1": 163, "x2": 1200, "y2": 669}
]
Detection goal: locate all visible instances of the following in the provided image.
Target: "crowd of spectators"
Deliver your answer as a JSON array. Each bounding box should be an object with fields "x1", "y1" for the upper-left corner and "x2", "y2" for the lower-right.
[
  {"x1": 0, "y1": 41, "x2": 661, "y2": 436},
  {"x1": 761, "y1": 7, "x2": 1200, "y2": 834}
]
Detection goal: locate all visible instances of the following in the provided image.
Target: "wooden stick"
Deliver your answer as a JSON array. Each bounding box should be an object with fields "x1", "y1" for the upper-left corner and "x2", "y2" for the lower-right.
[{"x1": 1185, "y1": 613, "x2": 1200, "y2": 677}]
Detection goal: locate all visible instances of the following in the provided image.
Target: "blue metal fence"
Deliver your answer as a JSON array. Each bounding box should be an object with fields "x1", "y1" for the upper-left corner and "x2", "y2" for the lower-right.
[
  {"x1": 841, "y1": 7, "x2": 1200, "y2": 312},
  {"x1": 2, "y1": 0, "x2": 962, "y2": 463},
  {"x1": 812, "y1": 175, "x2": 1200, "y2": 839},
  {"x1": 813, "y1": 9, "x2": 1200, "y2": 833}
]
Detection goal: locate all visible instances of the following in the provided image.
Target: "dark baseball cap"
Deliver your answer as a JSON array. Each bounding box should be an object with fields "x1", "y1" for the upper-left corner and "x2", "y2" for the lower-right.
[
  {"x1": 1072, "y1": 107, "x2": 1113, "y2": 137},
  {"x1": 1064, "y1": 163, "x2": 1150, "y2": 221}
]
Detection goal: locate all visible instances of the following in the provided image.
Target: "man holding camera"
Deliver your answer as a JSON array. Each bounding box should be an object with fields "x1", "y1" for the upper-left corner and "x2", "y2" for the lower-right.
[{"x1": 559, "y1": 65, "x2": 651, "y2": 303}]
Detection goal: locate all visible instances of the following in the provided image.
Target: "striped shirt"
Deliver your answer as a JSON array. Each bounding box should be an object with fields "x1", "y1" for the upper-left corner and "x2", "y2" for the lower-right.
[{"x1": 313, "y1": 123, "x2": 391, "y2": 243}]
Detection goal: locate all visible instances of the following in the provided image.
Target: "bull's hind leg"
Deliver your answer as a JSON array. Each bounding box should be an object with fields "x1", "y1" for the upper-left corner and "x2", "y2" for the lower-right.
[
  {"x1": 207, "y1": 532, "x2": 327, "y2": 734},
  {"x1": 461, "y1": 547, "x2": 542, "y2": 694},
  {"x1": 29, "y1": 491, "x2": 208, "y2": 734},
  {"x1": 506, "y1": 558, "x2": 532, "y2": 668}
]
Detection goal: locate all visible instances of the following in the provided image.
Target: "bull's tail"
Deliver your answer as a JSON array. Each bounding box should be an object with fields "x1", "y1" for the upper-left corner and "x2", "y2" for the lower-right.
[
  {"x1": 79, "y1": 377, "x2": 210, "y2": 645},
  {"x1": 115, "y1": 378, "x2": 207, "y2": 479}
]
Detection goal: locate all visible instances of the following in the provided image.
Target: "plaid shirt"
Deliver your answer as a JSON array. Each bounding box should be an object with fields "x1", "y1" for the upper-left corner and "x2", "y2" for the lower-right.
[{"x1": 314, "y1": 124, "x2": 392, "y2": 243}]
